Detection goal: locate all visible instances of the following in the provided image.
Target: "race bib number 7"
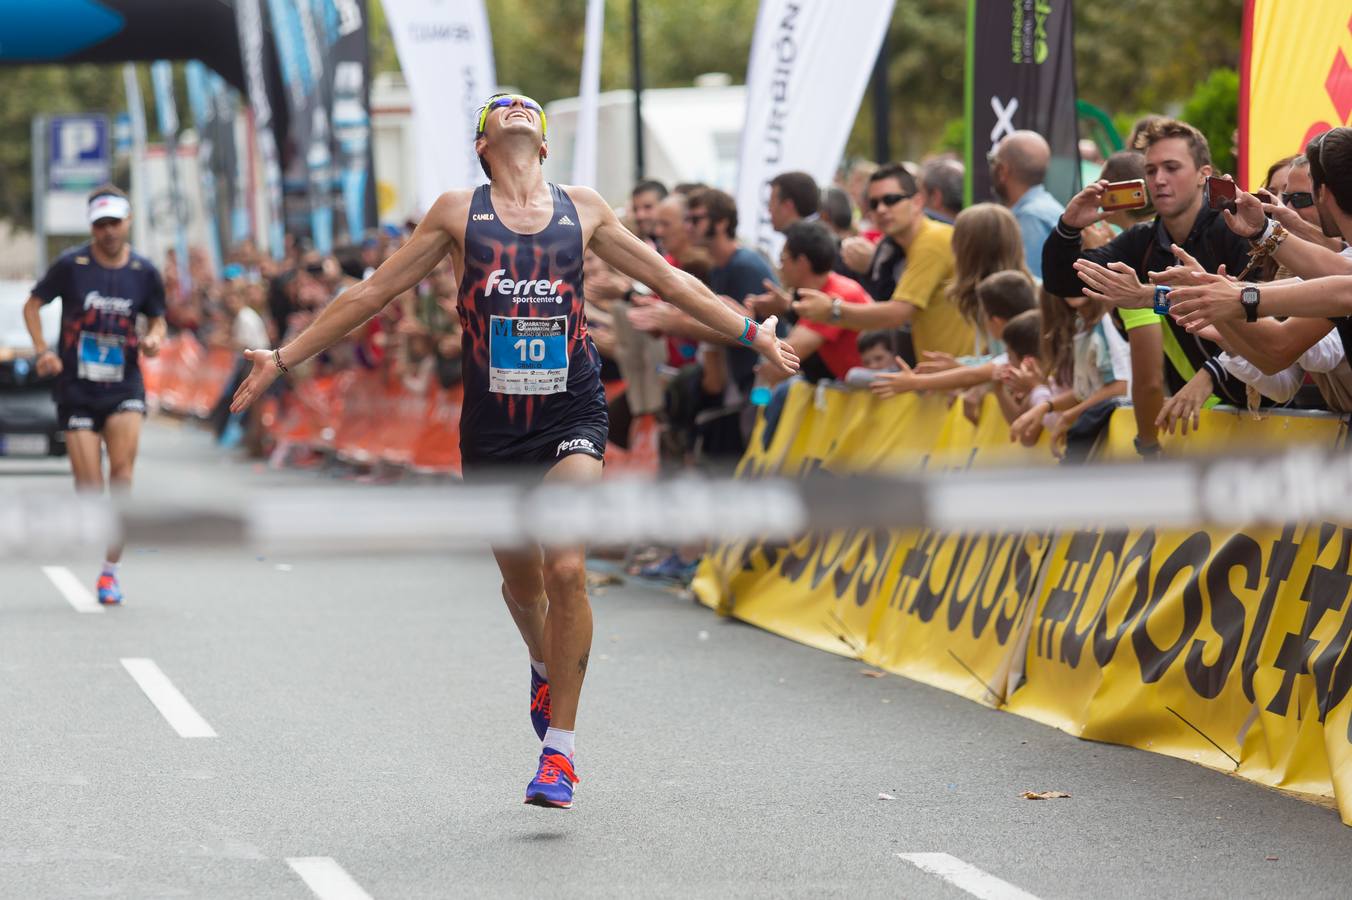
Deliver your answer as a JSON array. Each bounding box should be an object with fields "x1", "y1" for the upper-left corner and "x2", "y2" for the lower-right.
[
  {"x1": 489, "y1": 315, "x2": 569, "y2": 395},
  {"x1": 77, "y1": 332, "x2": 126, "y2": 383}
]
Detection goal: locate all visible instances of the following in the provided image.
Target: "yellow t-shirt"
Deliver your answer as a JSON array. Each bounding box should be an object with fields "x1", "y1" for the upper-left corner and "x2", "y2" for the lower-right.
[{"x1": 890, "y1": 218, "x2": 972, "y2": 357}]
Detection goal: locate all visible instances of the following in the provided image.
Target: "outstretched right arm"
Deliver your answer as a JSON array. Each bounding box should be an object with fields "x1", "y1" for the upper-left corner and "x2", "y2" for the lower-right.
[{"x1": 231, "y1": 192, "x2": 464, "y2": 412}]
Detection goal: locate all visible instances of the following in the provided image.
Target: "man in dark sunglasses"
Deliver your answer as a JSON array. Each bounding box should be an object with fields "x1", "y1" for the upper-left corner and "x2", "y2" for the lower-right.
[
  {"x1": 228, "y1": 91, "x2": 799, "y2": 812},
  {"x1": 1266, "y1": 156, "x2": 1346, "y2": 254}
]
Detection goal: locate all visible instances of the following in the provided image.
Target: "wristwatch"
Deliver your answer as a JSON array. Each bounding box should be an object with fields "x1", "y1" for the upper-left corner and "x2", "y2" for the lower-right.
[
  {"x1": 1239, "y1": 285, "x2": 1261, "y2": 323},
  {"x1": 830, "y1": 297, "x2": 843, "y2": 322}
]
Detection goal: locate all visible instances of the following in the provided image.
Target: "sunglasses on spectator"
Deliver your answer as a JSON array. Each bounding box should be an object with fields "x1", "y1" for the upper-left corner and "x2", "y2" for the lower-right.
[
  {"x1": 867, "y1": 193, "x2": 912, "y2": 210},
  {"x1": 1281, "y1": 191, "x2": 1315, "y2": 209},
  {"x1": 685, "y1": 213, "x2": 708, "y2": 223},
  {"x1": 476, "y1": 94, "x2": 547, "y2": 137}
]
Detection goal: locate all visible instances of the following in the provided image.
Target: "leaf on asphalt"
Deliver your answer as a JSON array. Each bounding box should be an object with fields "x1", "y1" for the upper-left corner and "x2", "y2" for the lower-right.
[
  {"x1": 878, "y1": 793, "x2": 897, "y2": 801},
  {"x1": 587, "y1": 571, "x2": 623, "y2": 588},
  {"x1": 1020, "y1": 790, "x2": 1071, "y2": 800},
  {"x1": 860, "y1": 669, "x2": 886, "y2": 678}
]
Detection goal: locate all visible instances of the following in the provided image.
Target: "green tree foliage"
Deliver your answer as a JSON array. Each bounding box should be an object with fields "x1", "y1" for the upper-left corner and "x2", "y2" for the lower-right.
[{"x1": 1181, "y1": 68, "x2": 1239, "y2": 175}]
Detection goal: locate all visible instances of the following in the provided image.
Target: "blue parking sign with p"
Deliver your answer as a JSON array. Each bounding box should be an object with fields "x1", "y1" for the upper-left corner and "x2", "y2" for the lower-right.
[{"x1": 49, "y1": 115, "x2": 110, "y2": 190}]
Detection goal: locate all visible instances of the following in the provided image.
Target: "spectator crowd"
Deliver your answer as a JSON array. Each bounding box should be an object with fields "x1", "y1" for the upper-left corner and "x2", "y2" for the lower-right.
[{"x1": 144, "y1": 118, "x2": 1352, "y2": 582}]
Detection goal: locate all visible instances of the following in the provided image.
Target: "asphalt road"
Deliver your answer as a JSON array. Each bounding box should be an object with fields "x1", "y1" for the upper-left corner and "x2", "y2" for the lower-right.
[{"x1": 3, "y1": 419, "x2": 1352, "y2": 899}]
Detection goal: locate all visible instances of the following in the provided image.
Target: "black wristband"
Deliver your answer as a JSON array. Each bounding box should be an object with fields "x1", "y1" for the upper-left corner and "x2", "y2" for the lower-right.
[
  {"x1": 1245, "y1": 217, "x2": 1269, "y2": 243},
  {"x1": 1055, "y1": 217, "x2": 1084, "y2": 240}
]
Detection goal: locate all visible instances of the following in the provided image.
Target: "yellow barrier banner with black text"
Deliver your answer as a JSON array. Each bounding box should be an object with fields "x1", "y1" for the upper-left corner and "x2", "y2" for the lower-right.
[{"x1": 694, "y1": 382, "x2": 1352, "y2": 821}]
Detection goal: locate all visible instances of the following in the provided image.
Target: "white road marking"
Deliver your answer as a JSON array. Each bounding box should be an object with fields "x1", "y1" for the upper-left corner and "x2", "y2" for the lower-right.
[
  {"x1": 41, "y1": 566, "x2": 104, "y2": 614},
  {"x1": 120, "y1": 658, "x2": 217, "y2": 738},
  {"x1": 897, "y1": 853, "x2": 1041, "y2": 900},
  {"x1": 287, "y1": 857, "x2": 374, "y2": 900}
]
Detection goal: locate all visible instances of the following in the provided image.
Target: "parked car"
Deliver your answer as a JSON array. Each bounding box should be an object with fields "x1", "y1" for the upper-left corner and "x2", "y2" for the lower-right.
[{"x1": 0, "y1": 279, "x2": 65, "y2": 457}]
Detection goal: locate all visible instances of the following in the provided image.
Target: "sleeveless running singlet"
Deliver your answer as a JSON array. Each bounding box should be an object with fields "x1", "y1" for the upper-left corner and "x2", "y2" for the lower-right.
[{"x1": 457, "y1": 183, "x2": 607, "y2": 465}]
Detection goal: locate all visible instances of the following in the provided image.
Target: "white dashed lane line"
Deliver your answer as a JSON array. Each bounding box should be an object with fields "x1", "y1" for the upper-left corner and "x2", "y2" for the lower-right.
[
  {"x1": 287, "y1": 857, "x2": 375, "y2": 900},
  {"x1": 120, "y1": 658, "x2": 218, "y2": 738},
  {"x1": 41, "y1": 565, "x2": 104, "y2": 614},
  {"x1": 897, "y1": 853, "x2": 1042, "y2": 900}
]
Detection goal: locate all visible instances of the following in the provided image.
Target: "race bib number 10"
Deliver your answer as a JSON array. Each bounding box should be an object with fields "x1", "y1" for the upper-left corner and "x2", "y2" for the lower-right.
[{"x1": 489, "y1": 315, "x2": 569, "y2": 395}]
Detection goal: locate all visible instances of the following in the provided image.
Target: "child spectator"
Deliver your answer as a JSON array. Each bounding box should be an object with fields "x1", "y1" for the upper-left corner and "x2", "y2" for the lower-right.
[
  {"x1": 1009, "y1": 290, "x2": 1130, "y2": 458},
  {"x1": 868, "y1": 270, "x2": 1037, "y2": 398}
]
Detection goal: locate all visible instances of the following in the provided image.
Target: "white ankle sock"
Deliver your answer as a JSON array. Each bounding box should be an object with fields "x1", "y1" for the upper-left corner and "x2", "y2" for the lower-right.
[
  {"x1": 530, "y1": 658, "x2": 548, "y2": 679},
  {"x1": 101, "y1": 561, "x2": 119, "y2": 578},
  {"x1": 544, "y1": 727, "x2": 574, "y2": 758}
]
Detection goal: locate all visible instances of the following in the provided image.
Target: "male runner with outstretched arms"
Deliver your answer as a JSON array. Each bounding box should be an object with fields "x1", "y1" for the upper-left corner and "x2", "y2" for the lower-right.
[
  {"x1": 23, "y1": 185, "x2": 166, "y2": 605},
  {"x1": 231, "y1": 93, "x2": 799, "y2": 808}
]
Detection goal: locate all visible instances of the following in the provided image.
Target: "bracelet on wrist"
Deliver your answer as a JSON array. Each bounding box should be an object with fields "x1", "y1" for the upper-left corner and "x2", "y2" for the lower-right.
[
  {"x1": 273, "y1": 348, "x2": 289, "y2": 374},
  {"x1": 736, "y1": 317, "x2": 760, "y2": 348}
]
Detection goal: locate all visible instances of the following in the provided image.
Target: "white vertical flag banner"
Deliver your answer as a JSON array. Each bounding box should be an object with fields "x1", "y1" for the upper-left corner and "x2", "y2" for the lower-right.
[
  {"x1": 735, "y1": 0, "x2": 896, "y2": 258},
  {"x1": 572, "y1": 0, "x2": 605, "y2": 187},
  {"x1": 382, "y1": 0, "x2": 496, "y2": 213}
]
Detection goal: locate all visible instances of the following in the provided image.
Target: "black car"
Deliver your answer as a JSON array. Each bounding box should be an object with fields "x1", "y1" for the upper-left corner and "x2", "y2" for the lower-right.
[{"x1": 0, "y1": 280, "x2": 65, "y2": 458}]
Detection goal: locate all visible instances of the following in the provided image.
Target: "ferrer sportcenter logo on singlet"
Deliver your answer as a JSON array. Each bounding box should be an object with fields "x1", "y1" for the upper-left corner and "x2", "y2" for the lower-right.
[{"x1": 484, "y1": 268, "x2": 566, "y2": 305}]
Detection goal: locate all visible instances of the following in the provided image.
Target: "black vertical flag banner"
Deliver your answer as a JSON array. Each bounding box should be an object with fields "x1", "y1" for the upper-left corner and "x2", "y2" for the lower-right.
[
  {"x1": 965, "y1": 0, "x2": 1081, "y2": 206},
  {"x1": 324, "y1": 0, "x2": 376, "y2": 239}
]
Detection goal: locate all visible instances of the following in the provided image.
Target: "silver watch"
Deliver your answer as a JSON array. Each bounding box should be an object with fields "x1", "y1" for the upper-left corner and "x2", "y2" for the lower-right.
[{"x1": 830, "y1": 297, "x2": 843, "y2": 322}]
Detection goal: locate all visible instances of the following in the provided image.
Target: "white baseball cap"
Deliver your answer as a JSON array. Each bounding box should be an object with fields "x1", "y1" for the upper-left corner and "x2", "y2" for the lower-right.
[{"x1": 88, "y1": 194, "x2": 131, "y2": 224}]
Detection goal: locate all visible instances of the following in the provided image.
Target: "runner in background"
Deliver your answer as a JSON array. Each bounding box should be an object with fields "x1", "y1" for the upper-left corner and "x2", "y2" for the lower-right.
[{"x1": 22, "y1": 185, "x2": 167, "y2": 605}]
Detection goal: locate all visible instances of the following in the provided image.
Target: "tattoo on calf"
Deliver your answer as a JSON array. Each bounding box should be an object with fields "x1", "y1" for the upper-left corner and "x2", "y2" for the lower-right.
[{"x1": 578, "y1": 653, "x2": 589, "y2": 675}]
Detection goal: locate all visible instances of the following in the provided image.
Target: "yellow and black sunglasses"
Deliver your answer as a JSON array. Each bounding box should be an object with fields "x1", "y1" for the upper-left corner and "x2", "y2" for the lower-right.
[{"x1": 476, "y1": 94, "x2": 547, "y2": 138}]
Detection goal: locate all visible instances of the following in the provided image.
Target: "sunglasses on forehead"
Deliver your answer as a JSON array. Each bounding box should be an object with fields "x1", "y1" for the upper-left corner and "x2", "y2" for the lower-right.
[{"x1": 476, "y1": 94, "x2": 547, "y2": 138}]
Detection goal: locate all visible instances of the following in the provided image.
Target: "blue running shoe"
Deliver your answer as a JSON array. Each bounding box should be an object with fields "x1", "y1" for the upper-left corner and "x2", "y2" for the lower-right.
[
  {"x1": 524, "y1": 748, "x2": 578, "y2": 809},
  {"x1": 96, "y1": 573, "x2": 123, "y2": 606},
  {"x1": 640, "y1": 552, "x2": 699, "y2": 584},
  {"x1": 530, "y1": 667, "x2": 551, "y2": 741}
]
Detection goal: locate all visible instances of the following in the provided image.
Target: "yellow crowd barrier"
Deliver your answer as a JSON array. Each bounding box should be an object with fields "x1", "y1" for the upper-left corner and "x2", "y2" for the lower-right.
[{"x1": 692, "y1": 381, "x2": 1352, "y2": 821}]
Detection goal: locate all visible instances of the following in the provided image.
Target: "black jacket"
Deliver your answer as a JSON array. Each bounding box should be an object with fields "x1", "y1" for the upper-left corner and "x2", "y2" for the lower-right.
[{"x1": 1042, "y1": 206, "x2": 1254, "y2": 404}]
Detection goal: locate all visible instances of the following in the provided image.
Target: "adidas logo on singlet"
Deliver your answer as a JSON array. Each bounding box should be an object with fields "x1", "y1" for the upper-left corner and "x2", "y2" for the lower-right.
[{"x1": 557, "y1": 215, "x2": 575, "y2": 227}]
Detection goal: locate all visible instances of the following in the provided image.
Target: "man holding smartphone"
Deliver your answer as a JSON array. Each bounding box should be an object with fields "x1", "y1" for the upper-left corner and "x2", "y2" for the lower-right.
[{"x1": 1040, "y1": 118, "x2": 1254, "y2": 456}]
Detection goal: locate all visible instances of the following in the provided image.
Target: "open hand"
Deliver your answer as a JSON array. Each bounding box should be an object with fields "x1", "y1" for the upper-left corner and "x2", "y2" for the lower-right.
[
  {"x1": 1156, "y1": 368, "x2": 1214, "y2": 436},
  {"x1": 230, "y1": 348, "x2": 282, "y2": 413},
  {"x1": 751, "y1": 315, "x2": 800, "y2": 379},
  {"x1": 1167, "y1": 273, "x2": 1247, "y2": 331},
  {"x1": 746, "y1": 279, "x2": 794, "y2": 319},
  {"x1": 1073, "y1": 258, "x2": 1150, "y2": 307},
  {"x1": 869, "y1": 357, "x2": 917, "y2": 398},
  {"x1": 915, "y1": 350, "x2": 960, "y2": 374}
]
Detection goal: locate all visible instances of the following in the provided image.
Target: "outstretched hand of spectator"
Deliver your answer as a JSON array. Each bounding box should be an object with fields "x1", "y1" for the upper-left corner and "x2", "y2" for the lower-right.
[
  {"x1": 840, "y1": 236, "x2": 876, "y2": 274},
  {"x1": 915, "y1": 350, "x2": 960, "y2": 374},
  {"x1": 791, "y1": 288, "x2": 834, "y2": 323},
  {"x1": 1073, "y1": 258, "x2": 1151, "y2": 307},
  {"x1": 626, "y1": 301, "x2": 680, "y2": 334},
  {"x1": 999, "y1": 356, "x2": 1045, "y2": 397},
  {"x1": 869, "y1": 357, "x2": 918, "y2": 398},
  {"x1": 1061, "y1": 179, "x2": 1112, "y2": 230},
  {"x1": 230, "y1": 348, "x2": 281, "y2": 413},
  {"x1": 1009, "y1": 400, "x2": 1048, "y2": 446},
  {"x1": 746, "y1": 279, "x2": 794, "y2": 319},
  {"x1": 1168, "y1": 272, "x2": 1247, "y2": 331},
  {"x1": 1148, "y1": 243, "x2": 1216, "y2": 288},
  {"x1": 1221, "y1": 179, "x2": 1268, "y2": 239},
  {"x1": 1156, "y1": 367, "x2": 1214, "y2": 436}
]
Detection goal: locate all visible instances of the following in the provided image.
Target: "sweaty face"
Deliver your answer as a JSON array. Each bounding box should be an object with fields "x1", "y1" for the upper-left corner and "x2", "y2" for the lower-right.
[
  {"x1": 1144, "y1": 137, "x2": 1207, "y2": 219},
  {"x1": 631, "y1": 190, "x2": 662, "y2": 239},
  {"x1": 91, "y1": 217, "x2": 128, "y2": 256}
]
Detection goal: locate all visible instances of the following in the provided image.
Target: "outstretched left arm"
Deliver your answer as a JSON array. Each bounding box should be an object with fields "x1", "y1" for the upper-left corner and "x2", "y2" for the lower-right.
[{"x1": 572, "y1": 186, "x2": 799, "y2": 378}]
